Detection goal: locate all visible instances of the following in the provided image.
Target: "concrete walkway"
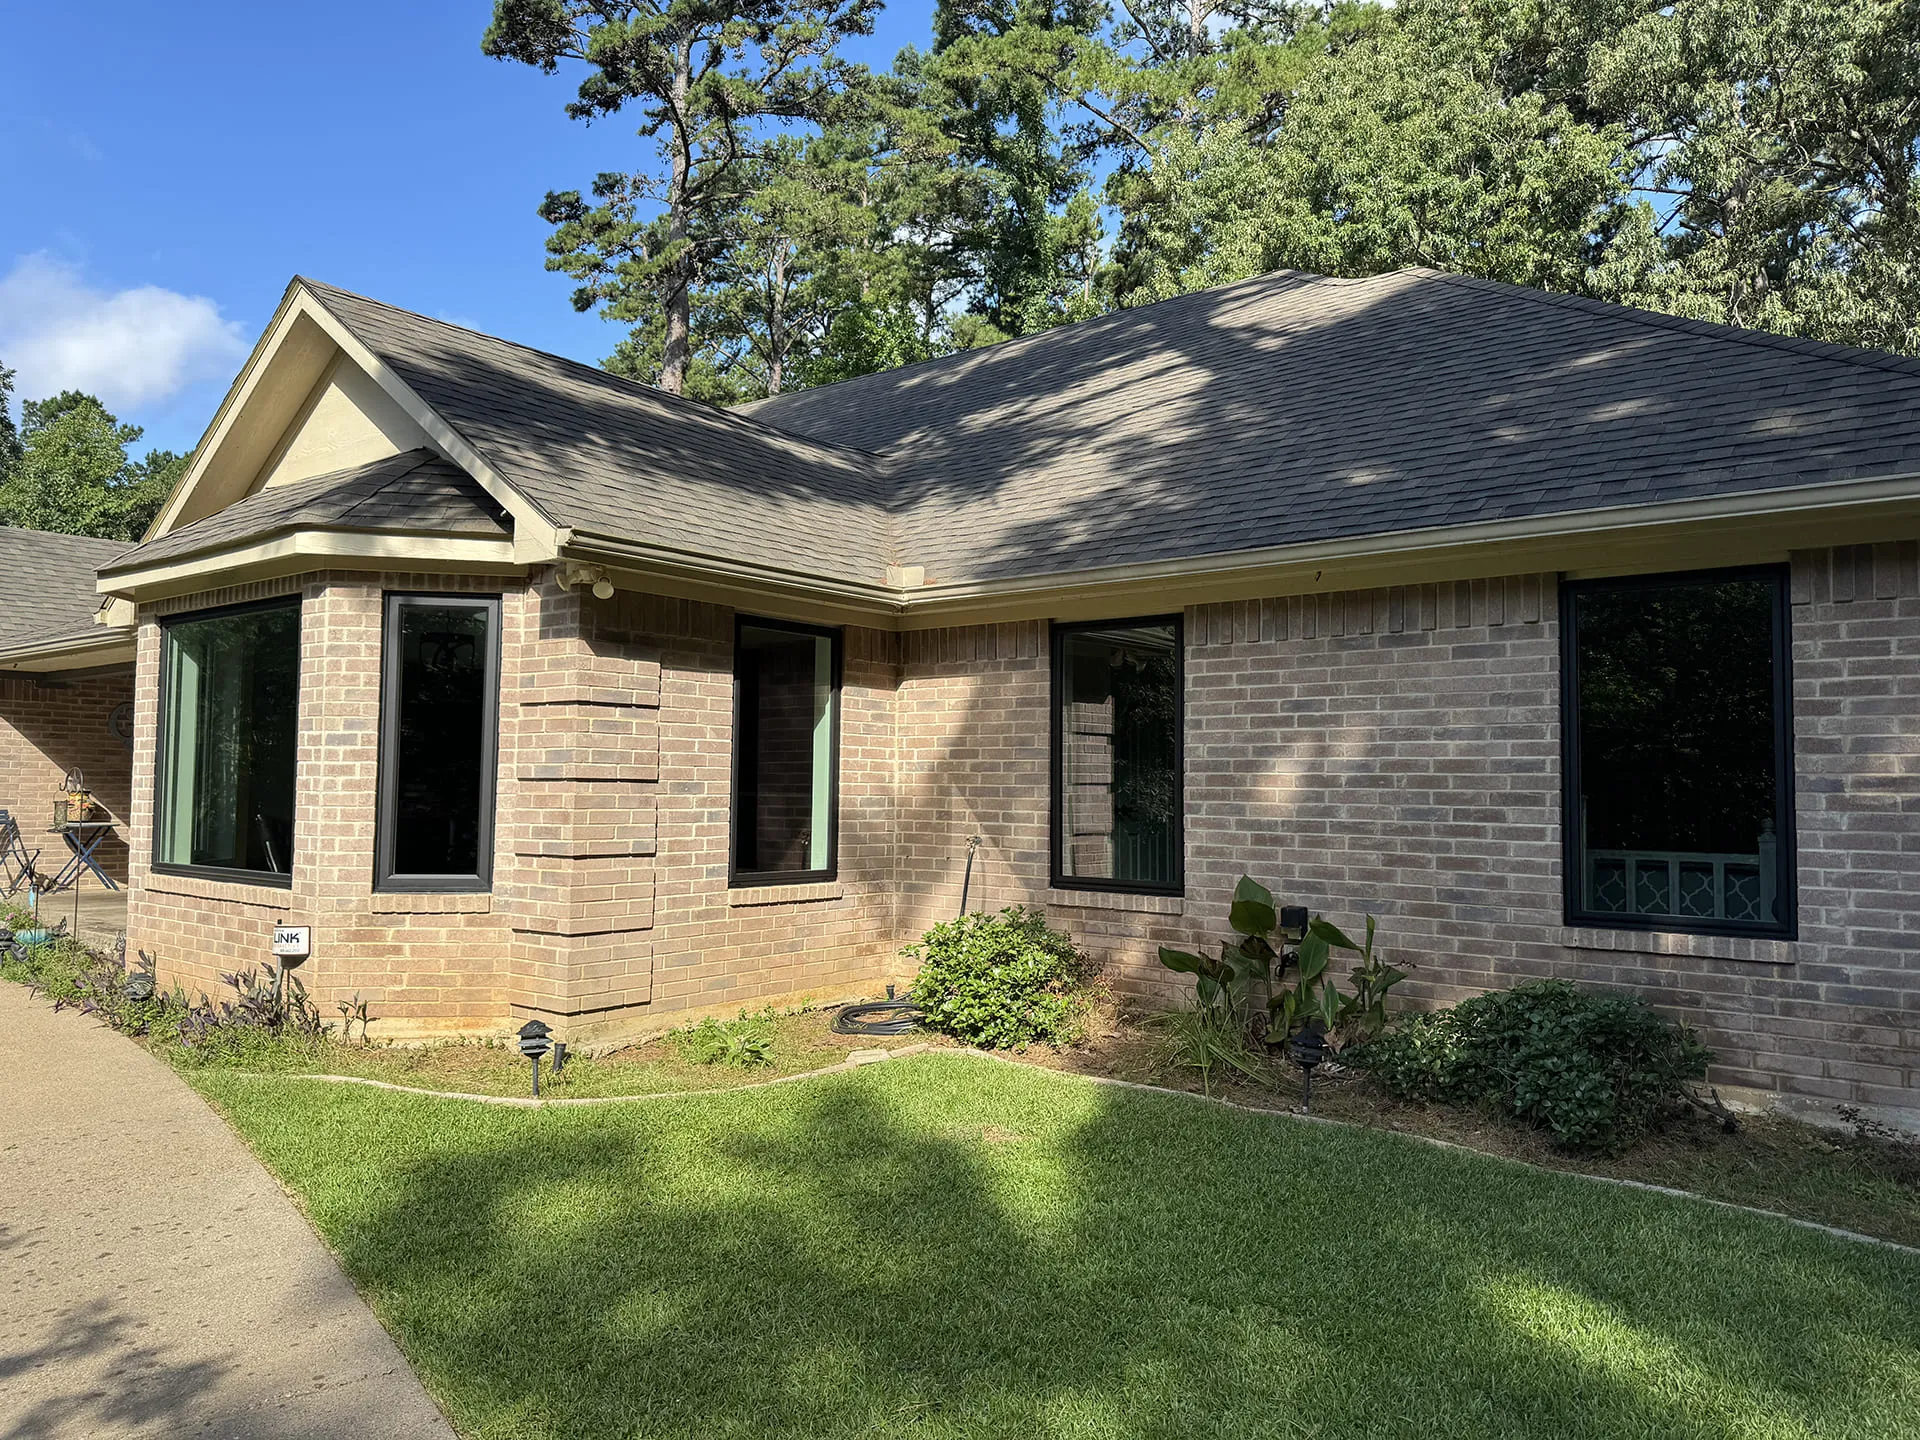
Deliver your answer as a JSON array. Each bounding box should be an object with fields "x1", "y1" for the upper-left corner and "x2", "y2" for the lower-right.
[{"x1": 0, "y1": 981, "x2": 456, "y2": 1439}]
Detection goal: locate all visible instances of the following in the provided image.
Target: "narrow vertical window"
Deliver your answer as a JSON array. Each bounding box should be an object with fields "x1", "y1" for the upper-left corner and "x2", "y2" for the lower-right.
[
  {"x1": 376, "y1": 594, "x2": 500, "y2": 891},
  {"x1": 1052, "y1": 616, "x2": 1183, "y2": 894},
  {"x1": 1563, "y1": 567, "x2": 1793, "y2": 936},
  {"x1": 732, "y1": 618, "x2": 839, "y2": 884},
  {"x1": 156, "y1": 598, "x2": 301, "y2": 883}
]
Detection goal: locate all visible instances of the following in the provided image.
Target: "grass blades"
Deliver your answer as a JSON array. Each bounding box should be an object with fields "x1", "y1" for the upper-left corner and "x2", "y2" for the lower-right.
[{"x1": 197, "y1": 1054, "x2": 1920, "y2": 1440}]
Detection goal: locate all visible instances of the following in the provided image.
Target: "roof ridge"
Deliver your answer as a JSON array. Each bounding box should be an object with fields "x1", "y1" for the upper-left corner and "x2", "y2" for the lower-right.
[
  {"x1": 745, "y1": 268, "x2": 1374, "y2": 420},
  {"x1": 295, "y1": 277, "x2": 890, "y2": 471},
  {"x1": 1421, "y1": 270, "x2": 1920, "y2": 379}
]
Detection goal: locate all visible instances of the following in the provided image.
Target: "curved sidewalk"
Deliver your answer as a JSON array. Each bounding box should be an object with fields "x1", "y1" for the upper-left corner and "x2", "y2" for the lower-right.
[{"x1": 0, "y1": 981, "x2": 456, "y2": 1439}]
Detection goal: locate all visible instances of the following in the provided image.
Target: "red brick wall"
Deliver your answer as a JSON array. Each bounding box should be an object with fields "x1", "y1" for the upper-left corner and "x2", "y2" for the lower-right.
[{"x1": 0, "y1": 666, "x2": 134, "y2": 884}]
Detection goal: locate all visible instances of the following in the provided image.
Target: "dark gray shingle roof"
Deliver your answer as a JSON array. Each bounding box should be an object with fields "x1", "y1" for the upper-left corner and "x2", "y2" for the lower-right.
[
  {"x1": 299, "y1": 281, "x2": 897, "y2": 585},
  {"x1": 0, "y1": 528, "x2": 130, "y2": 653},
  {"x1": 102, "y1": 450, "x2": 508, "y2": 574},
  {"x1": 744, "y1": 268, "x2": 1920, "y2": 584}
]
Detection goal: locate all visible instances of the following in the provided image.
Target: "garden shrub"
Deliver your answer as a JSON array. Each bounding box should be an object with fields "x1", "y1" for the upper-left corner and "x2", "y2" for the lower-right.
[
  {"x1": 1353, "y1": 980, "x2": 1710, "y2": 1153},
  {"x1": 908, "y1": 906, "x2": 1090, "y2": 1048}
]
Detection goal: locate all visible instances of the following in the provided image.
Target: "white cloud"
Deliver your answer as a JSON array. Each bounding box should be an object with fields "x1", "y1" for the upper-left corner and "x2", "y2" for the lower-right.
[{"x1": 0, "y1": 254, "x2": 247, "y2": 413}]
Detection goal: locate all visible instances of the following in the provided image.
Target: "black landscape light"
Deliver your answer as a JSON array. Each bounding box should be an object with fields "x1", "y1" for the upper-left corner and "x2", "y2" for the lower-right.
[
  {"x1": 518, "y1": 1019, "x2": 553, "y2": 1098},
  {"x1": 1286, "y1": 1022, "x2": 1328, "y2": 1112},
  {"x1": 551, "y1": 1040, "x2": 569, "y2": 1076},
  {"x1": 1278, "y1": 906, "x2": 1310, "y2": 943}
]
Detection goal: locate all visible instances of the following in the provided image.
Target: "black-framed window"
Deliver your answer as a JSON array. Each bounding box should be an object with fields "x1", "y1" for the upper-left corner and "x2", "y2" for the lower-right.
[
  {"x1": 731, "y1": 617, "x2": 840, "y2": 885},
  {"x1": 376, "y1": 594, "x2": 501, "y2": 892},
  {"x1": 1051, "y1": 616, "x2": 1183, "y2": 895},
  {"x1": 155, "y1": 597, "x2": 301, "y2": 885},
  {"x1": 1562, "y1": 566, "x2": 1794, "y2": 938}
]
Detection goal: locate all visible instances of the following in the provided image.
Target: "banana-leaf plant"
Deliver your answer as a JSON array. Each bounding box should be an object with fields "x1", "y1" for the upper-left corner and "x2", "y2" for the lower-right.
[
  {"x1": 1321, "y1": 914, "x2": 1409, "y2": 1043},
  {"x1": 1159, "y1": 876, "x2": 1410, "y2": 1049},
  {"x1": 1267, "y1": 920, "x2": 1344, "y2": 1039},
  {"x1": 1156, "y1": 875, "x2": 1280, "y2": 1023}
]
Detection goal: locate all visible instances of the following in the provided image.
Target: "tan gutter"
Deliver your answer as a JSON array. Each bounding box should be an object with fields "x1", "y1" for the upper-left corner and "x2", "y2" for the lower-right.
[
  {"x1": 564, "y1": 472, "x2": 1920, "y2": 629},
  {"x1": 0, "y1": 628, "x2": 137, "y2": 673}
]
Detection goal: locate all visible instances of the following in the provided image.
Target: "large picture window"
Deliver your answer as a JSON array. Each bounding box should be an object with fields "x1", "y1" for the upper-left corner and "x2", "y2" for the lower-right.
[
  {"x1": 1052, "y1": 616, "x2": 1182, "y2": 894},
  {"x1": 731, "y1": 618, "x2": 840, "y2": 884},
  {"x1": 156, "y1": 598, "x2": 301, "y2": 884},
  {"x1": 376, "y1": 594, "x2": 501, "y2": 891},
  {"x1": 1562, "y1": 567, "x2": 1794, "y2": 937}
]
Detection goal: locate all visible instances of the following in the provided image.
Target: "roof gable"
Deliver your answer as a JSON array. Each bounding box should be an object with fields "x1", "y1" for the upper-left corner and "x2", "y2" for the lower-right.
[
  {"x1": 297, "y1": 281, "x2": 897, "y2": 587},
  {"x1": 137, "y1": 282, "x2": 555, "y2": 567}
]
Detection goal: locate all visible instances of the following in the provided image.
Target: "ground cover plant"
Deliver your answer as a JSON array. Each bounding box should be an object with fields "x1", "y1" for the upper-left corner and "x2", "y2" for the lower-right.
[
  {"x1": 0, "y1": 920, "x2": 885, "y2": 1096},
  {"x1": 908, "y1": 906, "x2": 1091, "y2": 1047},
  {"x1": 196, "y1": 1054, "x2": 1920, "y2": 1440}
]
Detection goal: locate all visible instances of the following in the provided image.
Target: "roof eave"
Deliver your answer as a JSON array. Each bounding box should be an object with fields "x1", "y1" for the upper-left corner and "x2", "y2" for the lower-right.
[
  {"x1": 0, "y1": 627, "x2": 138, "y2": 673},
  {"x1": 98, "y1": 527, "x2": 524, "y2": 604},
  {"x1": 893, "y1": 471, "x2": 1920, "y2": 626}
]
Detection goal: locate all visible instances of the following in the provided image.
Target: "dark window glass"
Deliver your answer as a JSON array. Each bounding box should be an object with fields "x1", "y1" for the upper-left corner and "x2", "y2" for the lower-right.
[
  {"x1": 378, "y1": 596, "x2": 500, "y2": 890},
  {"x1": 732, "y1": 620, "x2": 838, "y2": 883},
  {"x1": 1054, "y1": 618, "x2": 1182, "y2": 892},
  {"x1": 1565, "y1": 569, "x2": 1792, "y2": 935},
  {"x1": 156, "y1": 599, "x2": 301, "y2": 881}
]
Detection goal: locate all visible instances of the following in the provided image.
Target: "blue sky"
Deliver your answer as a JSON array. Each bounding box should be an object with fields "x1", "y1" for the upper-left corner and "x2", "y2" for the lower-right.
[{"x1": 0, "y1": 0, "x2": 937, "y2": 456}]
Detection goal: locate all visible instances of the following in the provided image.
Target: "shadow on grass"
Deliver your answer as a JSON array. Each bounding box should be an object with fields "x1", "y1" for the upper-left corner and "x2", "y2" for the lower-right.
[{"x1": 210, "y1": 1058, "x2": 1920, "y2": 1440}]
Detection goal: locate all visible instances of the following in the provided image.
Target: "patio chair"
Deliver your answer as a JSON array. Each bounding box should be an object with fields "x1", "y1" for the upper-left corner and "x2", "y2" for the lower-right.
[{"x1": 0, "y1": 810, "x2": 43, "y2": 896}]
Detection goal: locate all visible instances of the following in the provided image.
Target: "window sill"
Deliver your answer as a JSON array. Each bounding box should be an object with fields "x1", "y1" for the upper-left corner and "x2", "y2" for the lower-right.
[
  {"x1": 728, "y1": 881, "x2": 844, "y2": 908},
  {"x1": 369, "y1": 892, "x2": 493, "y2": 914},
  {"x1": 1044, "y1": 888, "x2": 1185, "y2": 917},
  {"x1": 144, "y1": 870, "x2": 297, "y2": 909},
  {"x1": 1560, "y1": 926, "x2": 1796, "y2": 966}
]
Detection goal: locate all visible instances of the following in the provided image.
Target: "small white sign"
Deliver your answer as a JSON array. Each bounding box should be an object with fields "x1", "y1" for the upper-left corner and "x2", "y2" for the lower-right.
[{"x1": 271, "y1": 925, "x2": 311, "y2": 959}]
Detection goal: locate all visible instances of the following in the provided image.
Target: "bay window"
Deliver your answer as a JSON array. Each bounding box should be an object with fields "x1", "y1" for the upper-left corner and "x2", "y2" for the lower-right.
[
  {"x1": 376, "y1": 594, "x2": 501, "y2": 891},
  {"x1": 156, "y1": 598, "x2": 301, "y2": 883}
]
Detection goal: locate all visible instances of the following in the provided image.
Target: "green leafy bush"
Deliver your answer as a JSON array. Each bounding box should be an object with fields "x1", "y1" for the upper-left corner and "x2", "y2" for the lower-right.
[
  {"x1": 908, "y1": 906, "x2": 1090, "y2": 1048},
  {"x1": 670, "y1": 1008, "x2": 776, "y2": 1067},
  {"x1": 1354, "y1": 980, "x2": 1711, "y2": 1153}
]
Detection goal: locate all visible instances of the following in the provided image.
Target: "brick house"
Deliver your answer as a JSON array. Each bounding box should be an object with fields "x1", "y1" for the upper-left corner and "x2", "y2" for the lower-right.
[{"x1": 11, "y1": 267, "x2": 1919, "y2": 1121}]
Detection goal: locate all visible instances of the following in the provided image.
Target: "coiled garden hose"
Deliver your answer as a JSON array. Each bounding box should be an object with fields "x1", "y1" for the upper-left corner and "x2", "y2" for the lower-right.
[{"x1": 831, "y1": 992, "x2": 925, "y2": 1036}]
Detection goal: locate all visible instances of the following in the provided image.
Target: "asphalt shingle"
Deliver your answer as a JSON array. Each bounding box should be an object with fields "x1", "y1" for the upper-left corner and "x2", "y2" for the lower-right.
[
  {"x1": 102, "y1": 450, "x2": 509, "y2": 574},
  {"x1": 746, "y1": 268, "x2": 1920, "y2": 584},
  {"x1": 0, "y1": 528, "x2": 130, "y2": 654},
  {"x1": 299, "y1": 282, "x2": 897, "y2": 585}
]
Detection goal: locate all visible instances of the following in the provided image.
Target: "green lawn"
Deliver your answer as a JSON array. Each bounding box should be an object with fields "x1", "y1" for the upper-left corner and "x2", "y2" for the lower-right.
[{"x1": 198, "y1": 1055, "x2": 1919, "y2": 1440}]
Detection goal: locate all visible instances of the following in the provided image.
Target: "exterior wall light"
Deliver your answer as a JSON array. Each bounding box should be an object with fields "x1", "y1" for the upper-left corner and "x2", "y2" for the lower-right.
[
  {"x1": 518, "y1": 1019, "x2": 553, "y2": 1097},
  {"x1": 1278, "y1": 906, "x2": 1309, "y2": 943},
  {"x1": 558, "y1": 563, "x2": 615, "y2": 600}
]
